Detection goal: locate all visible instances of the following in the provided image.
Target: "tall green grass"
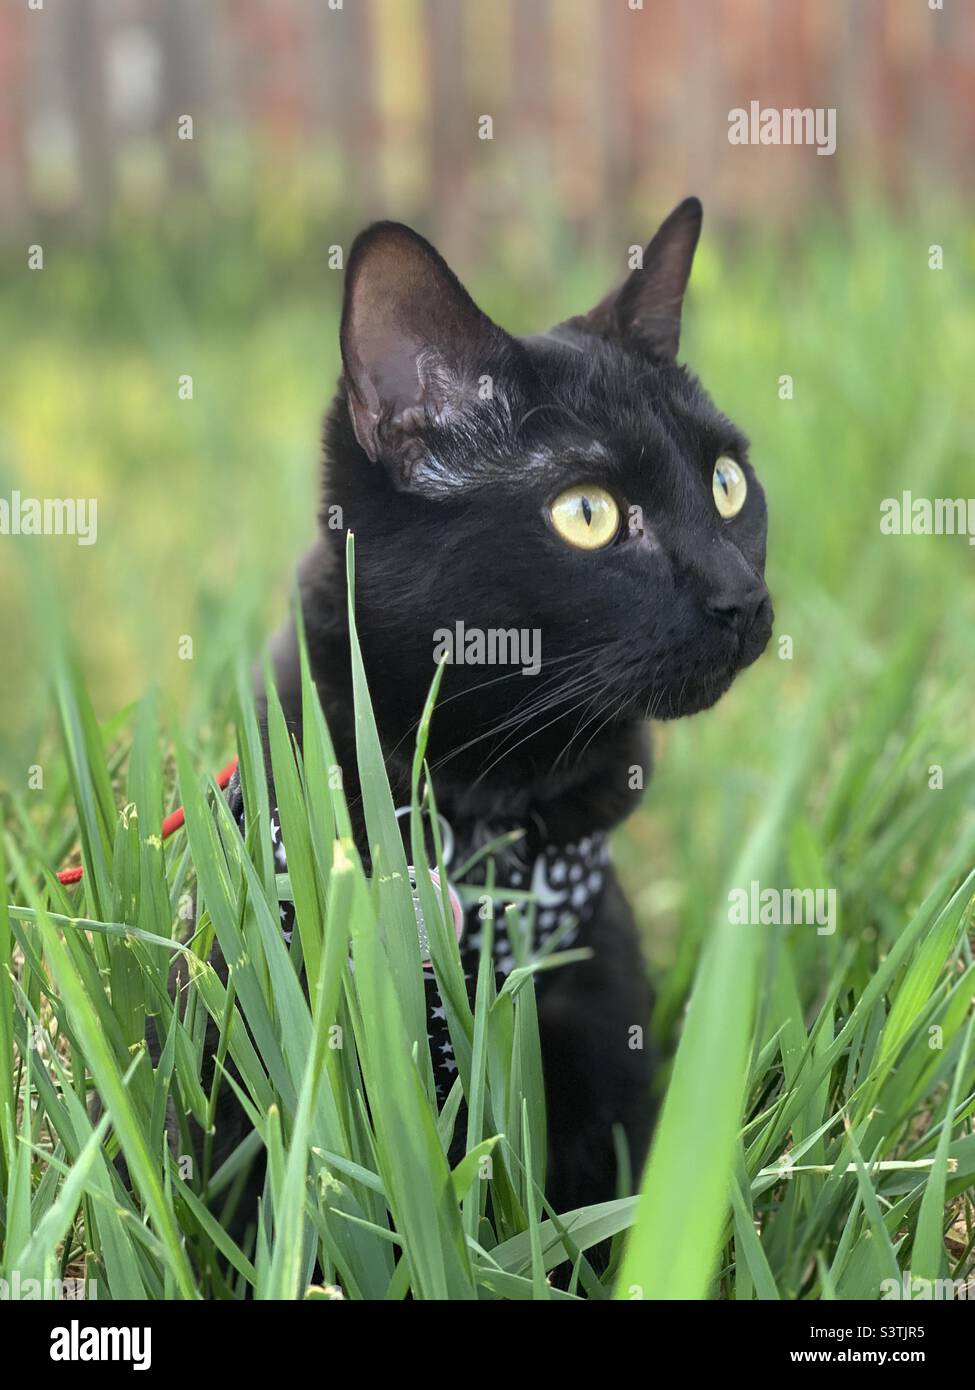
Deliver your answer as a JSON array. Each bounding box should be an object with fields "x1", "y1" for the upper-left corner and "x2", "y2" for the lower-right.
[
  {"x1": 5, "y1": 543, "x2": 974, "y2": 1303},
  {"x1": 2, "y1": 540, "x2": 639, "y2": 1299},
  {"x1": 1, "y1": 208, "x2": 973, "y2": 1298}
]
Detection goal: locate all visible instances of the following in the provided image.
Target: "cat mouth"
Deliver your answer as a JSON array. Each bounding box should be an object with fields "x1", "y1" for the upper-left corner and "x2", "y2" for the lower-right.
[
  {"x1": 650, "y1": 599, "x2": 774, "y2": 719},
  {"x1": 710, "y1": 590, "x2": 774, "y2": 672},
  {"x1": 738, "y1": 595, "x2": 775, "y2": 667},
  {"x1": 653, "y1": 671, "x2": 738, "y2": 719}
]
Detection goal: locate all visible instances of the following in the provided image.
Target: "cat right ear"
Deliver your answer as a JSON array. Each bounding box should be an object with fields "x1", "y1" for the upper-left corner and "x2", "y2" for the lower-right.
[
  {"x1": 574, "y1": 197, "x2": 703, "y2": 360},
  {"x1": 340, "y1": 222, "x2": 505, "y2": 486}
]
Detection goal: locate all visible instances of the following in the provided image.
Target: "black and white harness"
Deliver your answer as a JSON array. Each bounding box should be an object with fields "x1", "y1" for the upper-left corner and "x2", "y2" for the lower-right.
[{"x1": 225, "y1": 772, "x2": 609, "y2": 1098}]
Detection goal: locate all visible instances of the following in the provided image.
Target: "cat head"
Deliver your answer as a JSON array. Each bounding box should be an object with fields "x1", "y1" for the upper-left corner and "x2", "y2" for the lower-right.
[{"x1": 323, "y1": 200, "x2": 772, "y2": 776}]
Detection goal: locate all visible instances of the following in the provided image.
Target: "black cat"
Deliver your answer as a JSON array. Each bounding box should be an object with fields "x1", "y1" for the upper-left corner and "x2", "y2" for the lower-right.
[{"x1": 244, "y1": 196, "x2": 772, "y2": 1218}]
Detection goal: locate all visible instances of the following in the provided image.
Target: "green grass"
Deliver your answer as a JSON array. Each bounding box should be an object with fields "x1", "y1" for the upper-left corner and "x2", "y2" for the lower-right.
[
  {"x1": 2, "y1": 545, "x2": 634, "y2": 1300},
  {"x1": 1, "y1": 205, "x2": 974, "y2": 1299}
]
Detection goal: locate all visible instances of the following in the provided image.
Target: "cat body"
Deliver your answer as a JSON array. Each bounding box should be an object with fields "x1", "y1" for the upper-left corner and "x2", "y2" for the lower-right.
[
  {"x1": 244, "y1": 198, "x2": 772, "y2": 1211},
  {"x1": 258, "y1": 590, "x2": 656, "y2": 1212}
]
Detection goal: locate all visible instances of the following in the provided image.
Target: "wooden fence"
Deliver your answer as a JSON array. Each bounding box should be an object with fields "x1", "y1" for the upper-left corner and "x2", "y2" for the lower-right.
[{"x1": 1, "y1": 0, "x2": 972, "y2": 252}]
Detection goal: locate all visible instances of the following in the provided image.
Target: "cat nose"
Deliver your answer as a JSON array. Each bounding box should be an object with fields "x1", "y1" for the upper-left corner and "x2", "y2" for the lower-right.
[{"x1": 706, "y1": 584, "x2": 768, "y2": 634}]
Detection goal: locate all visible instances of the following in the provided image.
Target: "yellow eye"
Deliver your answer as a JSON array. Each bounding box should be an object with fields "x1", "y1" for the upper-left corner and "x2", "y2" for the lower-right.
[
  {"x1": 712, "y1": 456, "x2": 747, "y2": 519},
  {"x1": 548, "y1": 485, "x2": 620, "y2": 550}
]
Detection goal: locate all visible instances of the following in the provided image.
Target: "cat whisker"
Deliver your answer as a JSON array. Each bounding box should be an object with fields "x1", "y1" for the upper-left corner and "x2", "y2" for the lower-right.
[
  {"x1": 469, "y1": 685, "x2": 606, "y2": 788},
  {"x1": 428, "y1": 664, "x2": 601, "y2": 777},
  {"x1": 438, "y1": 648, "x2": 603, "y2": 746},
  {"x1": 553, "y1": 689, "x2": 614, "y2": 770},
  {"x1": 572, "y1": 693, "x2": 628, "y2": 767},
  {"x1": 387, "y1": 643, "x2": 606, "y2": 767}
]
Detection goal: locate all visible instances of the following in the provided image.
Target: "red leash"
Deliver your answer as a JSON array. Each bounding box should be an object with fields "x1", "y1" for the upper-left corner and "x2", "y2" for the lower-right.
[{"x1": 56, "y1": 756, "x2": 239, "y2": 886}]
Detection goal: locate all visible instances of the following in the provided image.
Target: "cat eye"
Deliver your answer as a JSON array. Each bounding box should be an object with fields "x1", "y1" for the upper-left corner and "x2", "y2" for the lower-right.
[
  {"x1": 548, "y1": 485, "x2": 621, "y2": 550},
  {"x1": 712, "y1": 456, "x2": 748, "y2": 519}
]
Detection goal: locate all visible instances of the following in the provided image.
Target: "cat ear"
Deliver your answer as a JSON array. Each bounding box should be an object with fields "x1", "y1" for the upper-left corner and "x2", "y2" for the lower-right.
[
  {"x1": 576, "y1": 197, "x2": 702, "y2": 359},
  {"x1": 340, "y1": 222, "x2": 504, "y2": 480}
]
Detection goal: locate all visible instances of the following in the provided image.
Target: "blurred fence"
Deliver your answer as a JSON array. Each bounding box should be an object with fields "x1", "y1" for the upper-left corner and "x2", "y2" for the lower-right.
[{"x1": 1, "y1": 0, "x2": 973, "y2": 254}]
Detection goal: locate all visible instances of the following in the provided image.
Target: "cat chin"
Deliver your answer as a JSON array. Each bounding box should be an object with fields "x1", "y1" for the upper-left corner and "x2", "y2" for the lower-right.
[
  {"x1": 652, "y1": 635, "x2": 772, "y2": 718},
  {"x1": 646, "y1": 669, "x2": 738, "y2": 720},
  {"x1": 660, "y1": 689, "x2": 730, "y2": 719}
]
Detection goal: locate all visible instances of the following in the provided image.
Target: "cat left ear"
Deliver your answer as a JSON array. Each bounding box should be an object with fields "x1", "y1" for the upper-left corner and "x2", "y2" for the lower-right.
[
  {"x1": 575, "y1": 197, "x2": 703, "y2": 359},
  {"x1": 340, "y1": 222, "x2": 505, "y2": 486}
]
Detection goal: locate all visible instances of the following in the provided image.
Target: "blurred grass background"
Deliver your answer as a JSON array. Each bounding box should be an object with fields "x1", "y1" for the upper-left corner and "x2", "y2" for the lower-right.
[
  {"x1": 1, "y1": 0, "x2": 973, "y2": 981},
  {"x1": 3, "y1": 202, "x2": 974, "y2": 1298},
  {"x1": 2, "y1": 201, "x2": 972, "y2": 968},
  {"x1": 1, "y1": 2, "x2": 975, "y2": 1299}
]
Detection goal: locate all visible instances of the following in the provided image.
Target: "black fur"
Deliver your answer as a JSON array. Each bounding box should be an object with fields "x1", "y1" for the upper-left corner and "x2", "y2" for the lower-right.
[{"x1": 252, "y1": 198, "x2": 772, "y2": 1216}]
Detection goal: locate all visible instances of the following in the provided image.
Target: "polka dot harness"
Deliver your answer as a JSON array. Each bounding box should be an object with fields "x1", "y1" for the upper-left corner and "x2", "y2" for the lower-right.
[{"x1": 225, "y1": 772, "x2": 609, "y2": 1099}]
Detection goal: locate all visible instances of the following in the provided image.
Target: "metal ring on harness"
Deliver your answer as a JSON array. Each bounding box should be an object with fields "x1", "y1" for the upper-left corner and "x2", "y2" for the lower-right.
[{"x1": 394, "y1": 805, "x2": 455, "y2": 869}]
